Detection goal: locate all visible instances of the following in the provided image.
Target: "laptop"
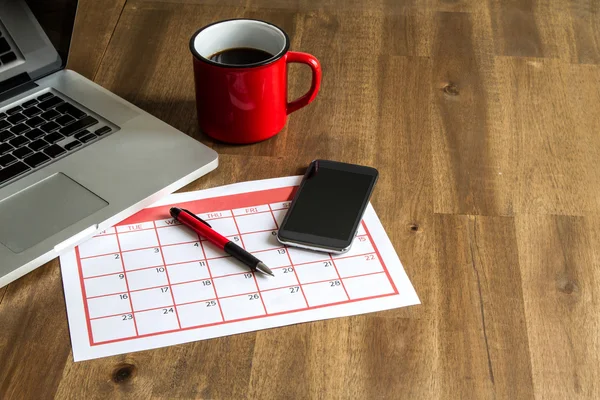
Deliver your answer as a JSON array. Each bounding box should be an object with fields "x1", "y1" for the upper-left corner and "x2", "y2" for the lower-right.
[{"x1": 0, "y1": 0, "x2": 218, "y2": 287}]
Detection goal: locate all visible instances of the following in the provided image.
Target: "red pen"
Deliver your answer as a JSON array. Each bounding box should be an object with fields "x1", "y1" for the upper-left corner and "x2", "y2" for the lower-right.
[{"x1": 170, "y1": 207, "x2": 274, "y2": 277}]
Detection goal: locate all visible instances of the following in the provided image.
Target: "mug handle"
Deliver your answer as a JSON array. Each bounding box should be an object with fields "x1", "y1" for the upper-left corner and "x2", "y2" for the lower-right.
[{"x1": 286, "y1": 51, "x2": 322, "y2": 115}]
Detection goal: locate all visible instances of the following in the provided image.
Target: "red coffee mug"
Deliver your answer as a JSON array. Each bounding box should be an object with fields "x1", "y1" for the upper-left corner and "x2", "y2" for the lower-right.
[{"x1": 190, "y1": 19, "x2": 321, "y2": 144}]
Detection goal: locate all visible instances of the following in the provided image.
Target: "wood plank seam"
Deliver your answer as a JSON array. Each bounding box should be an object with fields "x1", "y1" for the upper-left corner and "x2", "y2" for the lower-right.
[{"x1": 91, "y1": 0, "x2": 128, "y2": 81}]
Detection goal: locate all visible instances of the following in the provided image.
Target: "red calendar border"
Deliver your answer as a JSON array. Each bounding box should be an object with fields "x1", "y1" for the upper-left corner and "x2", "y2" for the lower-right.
[
  {"x1": 76, "y1": 186, "x2": 399, "y2": 346},
  {"x1": 118, "y1": 186, "x2": 298, "y2": 225}
]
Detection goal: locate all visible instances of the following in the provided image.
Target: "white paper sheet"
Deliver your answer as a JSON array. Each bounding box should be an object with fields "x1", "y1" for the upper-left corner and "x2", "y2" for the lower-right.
[{"x1": 60, "y1": 176, "x2": 420, "y2": 361}]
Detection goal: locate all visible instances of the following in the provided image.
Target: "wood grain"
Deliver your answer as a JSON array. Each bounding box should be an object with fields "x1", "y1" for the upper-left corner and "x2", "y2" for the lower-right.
[
  {"x1": 433, "y1": 215, "x2": 534, "y2": 398},
  {"x1": 0, "y1": 260, "x2": 69, "y2": 400},
  {"x1": 569, "y1": 0, "x2": 600, "y2": 64},
  {"x1": 66, "y1": 0, "x2": 127, "y2": 79},
  {"x1": 2, "y1": 0, "x2": 600, "y2": 398},
  {"x1": 497, "y1": 58, "x2": 600, "y2": 216},
  {"x1": 516, "y1": 215, "x2": 600, "y2": 398}
]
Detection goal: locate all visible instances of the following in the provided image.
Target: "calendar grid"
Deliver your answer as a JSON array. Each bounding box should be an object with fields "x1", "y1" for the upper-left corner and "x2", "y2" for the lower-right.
[
  {"x1": 75, "y1": 246, "x2": 96, "y2": 346},
  {"x1": 75, "y1": 188, "x2": 400, "y2": 346},
  {"x1": 83, "y1": 268, "x2": 390, "y2": 316},
  {"x1": 328, "y1": 253, "x2": 350, "y2": 301},
  {"x1": 268, "y1": 203, "x2": 310, "y2": 309},
  {"x1": 362, "y1": 222, "x2": 398, "y2": 295},
  {"x1": 230, "y1": 211, "x2": 269, "y2": 316},
  {"x1": 152, "y1": 221, "x2": 182, "y2": 330},
  {"x1": 197, "y1": 236, "x2": 226, "y2": 323},
  {"x1": 113, "y1": 230, "x2": 139, "y2": 337}
]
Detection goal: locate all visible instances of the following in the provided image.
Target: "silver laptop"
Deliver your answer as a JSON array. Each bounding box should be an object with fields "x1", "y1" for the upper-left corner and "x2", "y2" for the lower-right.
[{"x1": 0, "y1": 0, "x2": 218, "y2": 286}]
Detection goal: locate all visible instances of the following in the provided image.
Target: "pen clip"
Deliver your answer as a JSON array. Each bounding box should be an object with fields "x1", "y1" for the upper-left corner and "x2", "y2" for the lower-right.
[{"x1": 181, "y1": 209, "x2": 212, "y2": 228}]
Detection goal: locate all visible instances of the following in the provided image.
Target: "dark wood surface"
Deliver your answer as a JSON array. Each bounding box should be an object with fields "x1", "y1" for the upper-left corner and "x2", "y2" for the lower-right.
[{"x1": 2, "y1": 0, "x2": 600, "y2": 398}]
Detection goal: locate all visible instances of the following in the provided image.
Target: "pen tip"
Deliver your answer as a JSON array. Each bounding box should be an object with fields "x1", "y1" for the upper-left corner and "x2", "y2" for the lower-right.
[
  {"x1": 170, "y1": 207, "x2": 181, "y2": 218},
  {"x1": 256, "y1": 262, "x2": 274, "y2": 277}
]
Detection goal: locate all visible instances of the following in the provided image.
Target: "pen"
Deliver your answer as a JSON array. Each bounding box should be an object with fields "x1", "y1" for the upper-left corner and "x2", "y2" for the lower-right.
[{"x1": 169, "y1": 207, "x2": 274, "y2": 277}]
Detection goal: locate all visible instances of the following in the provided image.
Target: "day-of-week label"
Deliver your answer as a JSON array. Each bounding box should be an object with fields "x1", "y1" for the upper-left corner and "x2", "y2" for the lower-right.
[
  {"x1": 198, "y1": 210, "x2": 233, "y2": 220},
  {"x1": 116, "y1": 221, "x2": 155, "y2": 233},
  {"x1": 269, "y1": 201, "x2": 291, "y2": 211},
  {"x1": 155, "y1": 218, "x2": 181, "y2": 228},
  {"x1": 232, "y1": 204, "x2": 270, "y2": 216},
  {"x1": 95, "y1": 227, "x2": 116, "y2": 236}
]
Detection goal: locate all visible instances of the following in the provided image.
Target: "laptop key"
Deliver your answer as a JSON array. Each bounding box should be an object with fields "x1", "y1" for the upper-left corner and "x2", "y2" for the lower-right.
[
  {"x1": 0, "y1": 37, "x2": 9, "y2": 53},
  {"x1": 55, "y1": 114, "x2": 76, "y2": 126},
  {"x1": 38, "y1": 96, "x2": 63, "y2": 110},
  {"x1": 9, "y1": 136, "x2": 28, "y2": 148},
  {"x1": 95, "y1": 126, "x2": 112, "y2": 136},
  {"x1": 60, "y1": 116, "x2": 98, "y2": 136},
  {"x1": 0, "y1": 131, "x2": 13, "y2": 142},
  {"x1": 24, "y1": 128, "x2": 45, "y2": 141},
  {"x1": 22, "y1": 99, "x2": 38, "y2": 108},
  {"x1": 0, "y1": 120, "x2": 10, "y2": 130},
  {"x1": 12, "y1": 146, "x2": 33, "y2": 159},
  {"x1": 0, "y1": 154, "x2": 17, "y2": 167},
  {"x1": 0, "y1": 52, "x2": 17, "y2": 64},
  {"x1": 25, "y1": 116, "x2": 45, "y2": 128},
  {"x1": 37, "y1": 92, "x2": 54, "y2": 101},
  {"x1": 56, "y1": 103, "x2": 86, "y2": 119},
  {"x1": 43, "y1": 144, "x2": 67, "y2": 159},
  {"x1": 44, "y1": 132, "x2": 64, "y2": 144},
  {"x1": 40, "y1": 109, "x2": 60, "y2": 120},
  {"x1": 40, "y1": 121, "x2": 60, "y2": 133},
  {"x1": 79, "y1": 133, "x2": 97, "y2": 143},
  {"x1": 0, "y1": 142, "x2": 14, "y2": 155},
  {"x1": 10, "y1": 123, "x2": 30, "y2": 135},
  {"x1": 6, "y1": 106, "x2": 22, "y2": 115},
  {"x1": 0, "y1": 112, "x2": 7, "y2": 119},
  {"x1": 28, "y1": 139, "x2": 49, "y2": 152},
  {"x1": 22, "y1": 106, "x2": 42, "y2": 118},
  {"x1": 0, "y1": 161, "x2": 30, "y2": 185},
  {"x1": 7, "y1": 113, "x2": 26, "y2": 124},
  {"x1": 74, "y1": 130, "x2": 91, "y2": 140},
  {"x1": 23, "y1": 152, "x2": 51, "y2": 168},
  {"x1": 64, "y1": 141, "x2": 82, "y2": 151}
]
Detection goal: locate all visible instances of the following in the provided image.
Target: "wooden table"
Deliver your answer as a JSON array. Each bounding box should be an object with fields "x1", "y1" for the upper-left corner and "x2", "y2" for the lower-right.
[{"x1": 2, "y1": 0, "x2": 600, "y2": 398}]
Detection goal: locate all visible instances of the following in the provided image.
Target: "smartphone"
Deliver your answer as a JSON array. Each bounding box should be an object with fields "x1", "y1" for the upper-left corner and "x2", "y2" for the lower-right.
[{"x1": 277, "y1": 160, "x2": 378, "y2": 253}]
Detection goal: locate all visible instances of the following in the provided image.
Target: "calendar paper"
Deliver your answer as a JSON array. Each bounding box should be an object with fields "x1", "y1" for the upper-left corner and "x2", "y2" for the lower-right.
[{"x1": 60, "y1": 176, "x2": 420, "y2": 361}]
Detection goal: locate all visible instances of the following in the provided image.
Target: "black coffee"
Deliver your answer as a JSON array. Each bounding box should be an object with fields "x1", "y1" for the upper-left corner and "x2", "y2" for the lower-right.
[{"x1": 209, "y1": 47, "x2": 274, "y2": 65}]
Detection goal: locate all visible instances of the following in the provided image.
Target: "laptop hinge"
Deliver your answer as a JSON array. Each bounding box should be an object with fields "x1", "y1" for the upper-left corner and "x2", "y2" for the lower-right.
[{"x1": 0, "y1": 73, "x2": 38, "y2": 103}]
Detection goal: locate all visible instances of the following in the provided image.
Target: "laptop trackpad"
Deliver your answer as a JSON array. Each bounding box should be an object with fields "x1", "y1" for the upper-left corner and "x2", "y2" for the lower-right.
[{"x1": 0, "y1": 173, "x2": 108, "y2": 253}]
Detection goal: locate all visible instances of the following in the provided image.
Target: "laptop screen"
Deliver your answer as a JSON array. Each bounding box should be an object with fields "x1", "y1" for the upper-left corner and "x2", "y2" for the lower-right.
[{"x1": 0, "y1": 0, "x2": 77, "y2": 84}]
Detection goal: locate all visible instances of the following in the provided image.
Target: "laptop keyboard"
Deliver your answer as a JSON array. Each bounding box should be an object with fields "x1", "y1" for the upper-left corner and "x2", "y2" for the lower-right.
[
  {"x1": 0, "y1": 30, "x2": 17, "y2": 66},
  {"x1": 0, "y1": 92, "x2": 113, "y2": 186}
]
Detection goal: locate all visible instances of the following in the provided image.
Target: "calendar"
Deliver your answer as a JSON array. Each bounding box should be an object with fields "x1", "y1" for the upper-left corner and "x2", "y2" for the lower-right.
[{"x1": 60, "y1": 176, "x2": 420, "y2": 361}]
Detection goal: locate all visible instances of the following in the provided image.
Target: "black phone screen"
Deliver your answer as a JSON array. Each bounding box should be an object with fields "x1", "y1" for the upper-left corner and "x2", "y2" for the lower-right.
[{"x1": 279, "y1": 160, "x2": 378, "y2": 250}]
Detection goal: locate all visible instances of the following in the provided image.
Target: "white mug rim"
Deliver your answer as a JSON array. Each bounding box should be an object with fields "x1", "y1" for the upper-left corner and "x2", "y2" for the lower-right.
[{"x1": 189, "y1": 19, "x2": 290, "y2": 68}]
